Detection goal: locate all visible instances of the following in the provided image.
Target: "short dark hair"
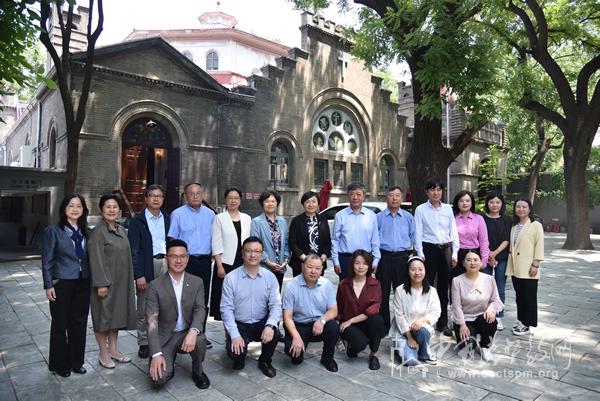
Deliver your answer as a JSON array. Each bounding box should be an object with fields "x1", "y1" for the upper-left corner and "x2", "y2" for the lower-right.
[
  {"x1": 512, "y1": 198, "x2": 535, "y2": 225},
  {"x1": 462, "y1": 249, "x2": 482, "y2": 267},
  {"x1": 224, "y1": 187, "x2": 242, "y2": 199},
  {"x1": 58, "y1": 193, "x2": 89, "y2": 238},
  {"x1": 184, "y1": 182, "x2": 203, "y2": 192},
  {"x1": 144, "y1": 184, "x2": 165, "y2": 197},
  {"x1": 403, "y1": 256, "x2": 431, "y2": 295},
  {"x1": 242, "y1": 236, "x2": 264, "y2": 249},
  {"x1": 99, "y1": 193, "x2": 122, "y2": 210},
  {"x1": 346, "y1": 182, "x2": 366, "y2": 193},
  {"x1": 452, "y1": 190, "x2": 476, "y2": 215},
  {"x1": 300, "y1": 191, "x2": 319, "y2": 205},
  {"x1": 167, "y1": 239, "x2": 188, "y2": 251},
  {"x1": 348, "y1": 250, "x2": 373, "y2": 278},
  {"x1": 484, "y1": 191, "x2": 506, "y2": 215},
  {"x1": 258, "y1": 191, "x2": 281, "y2": 207},
  {"x1": 425, "y1": 177, "x2": 444, "y2": 191},
  {"x1": 387, "y1": 186, "x2": 403, "y2": 193}
]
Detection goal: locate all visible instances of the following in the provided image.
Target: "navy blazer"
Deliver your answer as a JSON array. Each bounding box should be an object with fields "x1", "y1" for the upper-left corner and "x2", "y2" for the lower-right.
[
  {"x1": 42, "y1": 224, "x2": 89, "y2": 289},
  {"x1": 128, "y1": 209, "x2": 170, "y2": 281}
]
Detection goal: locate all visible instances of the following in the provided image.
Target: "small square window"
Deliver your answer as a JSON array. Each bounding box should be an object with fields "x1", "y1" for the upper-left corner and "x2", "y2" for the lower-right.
[
  {"x1": 314, "y1": 159, "x2": 328, "y2": 186},
  {"x1": 333, "y1": 161, "x2": 346, "y2": 188},
  {"x1": 351, "y1": 163, "x2": 363, "y2": 184}
]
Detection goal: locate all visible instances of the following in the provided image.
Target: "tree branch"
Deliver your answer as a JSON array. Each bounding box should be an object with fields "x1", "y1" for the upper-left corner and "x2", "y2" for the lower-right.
[
  {"x1": 525, "y1": 0, "x2": 548, "y2": 49},
  {"x1": 576, "y1": 53, "x2": 600, "y2": 107},
  {"x1": 448, "y1": 122, "x2": 485, "y2": 159},
  {"x1": 520, "y1": 98, "x2": 568, "y2": 134},
  {"x1": 507, "y1": 0, "x2": 538, "y2": 49}
]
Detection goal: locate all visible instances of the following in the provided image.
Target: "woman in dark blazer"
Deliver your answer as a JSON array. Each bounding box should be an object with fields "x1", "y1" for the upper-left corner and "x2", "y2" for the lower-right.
[
  {"x1": 42, "y1": 193, "x2": 91, "y2": 377},
  {"x1": 288, "y1": 191, "x2": 331, "y2": 277}
]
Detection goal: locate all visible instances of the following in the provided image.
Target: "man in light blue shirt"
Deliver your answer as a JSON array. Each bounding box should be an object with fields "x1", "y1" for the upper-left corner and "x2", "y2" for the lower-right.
[
  {"x1": 168, "y1": 182, "x2": 215, "y2": 343},
  {"x1": 282, "y1": 254, "x2": 339, "y2": 372},
  {"x1": 220, "y1": 236, "x2": 281, "y2": 378},
  {"x1": 331, "y1": 182, "x2": 380, "y2": 281},
  {"x1": 376, "y1": 186, "x2": 415, "y2": 331}
]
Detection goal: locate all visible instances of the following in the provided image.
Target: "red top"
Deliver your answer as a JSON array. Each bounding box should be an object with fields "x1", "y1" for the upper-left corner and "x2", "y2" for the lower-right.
[{"x1": 336, "y1": 277, "x2": 382, "y2": 322}]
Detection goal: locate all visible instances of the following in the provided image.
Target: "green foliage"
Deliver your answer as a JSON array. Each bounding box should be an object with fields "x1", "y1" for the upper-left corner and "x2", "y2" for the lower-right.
[
  {"x1": 373, "y1": 69, "x2": 399, "y2": 103},
  {"x1": 477, "y1": 144, "x2": 515, "y2": 208}
]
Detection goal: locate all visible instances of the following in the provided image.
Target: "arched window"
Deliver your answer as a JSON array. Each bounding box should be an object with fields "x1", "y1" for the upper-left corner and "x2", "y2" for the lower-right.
[
  {"x1": 379, "y1": 155, "x2": 395, "y2": 191},
  {"x1": 206, "y1": 51, "x2": 219, "y2": 71},
  {"x1": 48, "y1": 128, "x2": 57, "y2": 168},
  {"x1": 182, "y1": 50, "x2": 194, "y2": 62},
  {"x1": 270, "y1": 141, "x2": 290, "y2": 184}
]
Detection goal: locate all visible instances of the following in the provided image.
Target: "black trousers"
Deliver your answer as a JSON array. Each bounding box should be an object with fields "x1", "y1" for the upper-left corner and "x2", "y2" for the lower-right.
[
  {"x1": 453, "y1": 314, "x2": 497, "y2": 349},
  {"x1": 423, "y1": 242, "x2": 452, "y2": 329},
  {"x1": 284, "y1": 320, "x2": 339, "y2": 363},
  {"x1": 512, "y1": 277, "x2": 538, "y2": 327},
  {"x1": 337, "y1": 253, "x2": 353, "y2": 281},
  {"x1": 341, "y1": 314, "x2": 386, "y2": 354},
  {"x1": 376, "y1": 251, "x2": 409, "y2": 330},
  {"x1": 48, "y1": 276, "x2": 90, "y2": 372},
  {"x1": 225, "y1": 319, "x2": 279, "y2": 364},
  {"x1": 186, "y1": 255, "x2": 211, "y2": 332}
]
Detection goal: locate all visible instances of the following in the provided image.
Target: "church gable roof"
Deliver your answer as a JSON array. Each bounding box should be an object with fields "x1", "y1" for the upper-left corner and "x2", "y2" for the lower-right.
[{"x1": 72, "y1": 37, "x2": 227, "y2": 93}]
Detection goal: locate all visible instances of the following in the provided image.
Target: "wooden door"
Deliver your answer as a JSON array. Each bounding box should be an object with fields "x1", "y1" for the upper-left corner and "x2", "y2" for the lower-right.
[{"x1": 121, "y1": 145, "x2": 147, "y2": 216}]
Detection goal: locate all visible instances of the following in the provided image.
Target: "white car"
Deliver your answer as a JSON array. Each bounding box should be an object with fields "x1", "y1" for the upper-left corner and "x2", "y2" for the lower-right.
[{"x1": 320, "y1": 201, "x2": 412, "y2": 233}]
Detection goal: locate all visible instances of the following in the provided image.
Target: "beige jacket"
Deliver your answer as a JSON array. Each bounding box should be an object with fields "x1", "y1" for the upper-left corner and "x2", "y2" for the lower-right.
[{"x1": 507, "y1": 220, "x2": 544, "y2": 279}]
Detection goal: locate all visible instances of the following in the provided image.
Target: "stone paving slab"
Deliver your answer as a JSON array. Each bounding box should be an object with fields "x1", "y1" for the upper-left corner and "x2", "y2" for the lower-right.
[{"x1": 1, "y1": 233, "x2": 599, "y2": 400}]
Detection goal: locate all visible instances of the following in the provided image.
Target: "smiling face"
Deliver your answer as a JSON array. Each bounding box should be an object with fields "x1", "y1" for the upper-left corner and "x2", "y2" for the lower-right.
[
  {"x1": 463, "y1": 252, "x2": 482, "y2": 273},
  {"x1": 352, "y1": 255, "x2": 369, "y2": 278},
  {"x1": 167, "y1": 246, "x2": 189, "y2": 275},
  {"x1": 184, "y1": 184, "x2": 203, "y2": 209},
  {"x1": 408, "y1": 260, "x2": 426, "y2": 286},
  {"x1": 348, "y1": 188, "x2": 365, "y2": 210},
  {"x1": 262, "y1": 195, "x2": 278, "y2": 215},
  {"x1": 225, "y1": 191, "x2": 241, "y2": 212},
  {"x1": 386, "y1": 188, "x2": 402, "y2": 210},
  {"x1": 242, "y1": 240, "x2": 263, "y2": 269},
  {"x1": 65, "y1": 197, "x2": 83, "y2": 223},
  {"x1": 101, "y1": 199, "x2": 120, "y2": 223},
  {"x1": 458, "y1": 194, "x2": 472, "y2": 214},
  {"x1": 515, "y1": 200, "x2": 531, "y2": 221},
  {"x1": 303, "y1": 195, "x2": 319, "y2": 216},
  {"x1": 487, "y1": 196, "x2": 503, "y2": 215},
  {"x1": 303, "y1": 256, "x2": 323, "y2": 286},
  {"x1": 426, "y1": 185, "x2": 443, "y2": 204}
]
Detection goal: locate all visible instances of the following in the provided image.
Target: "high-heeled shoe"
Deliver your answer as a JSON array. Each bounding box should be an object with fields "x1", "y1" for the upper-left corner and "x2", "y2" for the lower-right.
[
  {"x1": 98, "y1": 356, "x2": 116, "y2": 369},
  {"x1": 109, "y1": 353, "x2": 131, "y2": 363}
]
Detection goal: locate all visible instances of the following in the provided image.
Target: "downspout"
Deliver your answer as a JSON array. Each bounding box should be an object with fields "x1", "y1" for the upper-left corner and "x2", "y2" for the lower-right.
[{"x1": 36, "y1": 101, "x2": 43, "y2": 168}]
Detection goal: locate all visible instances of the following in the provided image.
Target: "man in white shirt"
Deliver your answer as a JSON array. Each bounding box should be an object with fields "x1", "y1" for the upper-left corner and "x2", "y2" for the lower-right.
[
  {"x1": 414, "y1": 178, "x2": 459, "y2": 336},
  {"x1": 146, "y1": 239, "x2": 210, "y2": 389}
]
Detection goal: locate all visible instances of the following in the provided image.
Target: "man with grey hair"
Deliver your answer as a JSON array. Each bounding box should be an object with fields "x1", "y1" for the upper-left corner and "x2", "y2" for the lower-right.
[{"x1": 331, "y1": 183, "x2": 381, "y2": 280}]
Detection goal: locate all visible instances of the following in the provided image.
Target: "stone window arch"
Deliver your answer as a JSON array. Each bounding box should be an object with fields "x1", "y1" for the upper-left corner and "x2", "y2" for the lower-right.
[
  {"x1": 48, "y1": 127, "x2": 57, "y2": 168},
  {"x1": 206, "y1": 51, "x2": 219, "y2": 71},
  {"x1": 379, "y1": 155, "x2": 395, "y2": 191},
  {"x1": 270, "y1": 140, "x2": 291, "y2": 185},
  {"x1": 312, "y1": 108, "x2": 359, "y2": 155}
]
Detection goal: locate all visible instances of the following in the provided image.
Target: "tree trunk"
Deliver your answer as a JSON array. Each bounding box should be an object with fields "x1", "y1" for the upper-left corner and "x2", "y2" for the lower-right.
[
  {"x1": 65, "y1": 124, "x2": 79, "y2": 194},
  {"x1": 562, "y1": 135, "x2": 593, "y2": 250},
  {"x1": 527, "y1": 117, "x2": 550, "y2": 204}
]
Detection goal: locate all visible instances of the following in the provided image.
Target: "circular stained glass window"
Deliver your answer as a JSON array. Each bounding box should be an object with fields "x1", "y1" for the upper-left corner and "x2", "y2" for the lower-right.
[
  {"x1": 348, "y1": 139, "x2": 357, "y2": 154},
  {"x1": 312, "y1": 108, "x2": 359, "y2": 154},
  {"x1": 313, "y1": 132, "x2": 325, "y2": 150}
]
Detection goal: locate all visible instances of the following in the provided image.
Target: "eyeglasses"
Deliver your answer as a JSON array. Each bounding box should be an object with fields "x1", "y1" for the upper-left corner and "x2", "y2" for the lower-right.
[
  {"x1": 148, "y1": 194, "x2": 164, "y2": 199},
  {"x1": 186, "y1": 192, "x2": 203, "y2": 197},
  {"x1": 167, "y1": 254, "x2": 189, "y2": 261},
  {"x1": 243, "y1": 249, "x2": 264, "y2": 255}
]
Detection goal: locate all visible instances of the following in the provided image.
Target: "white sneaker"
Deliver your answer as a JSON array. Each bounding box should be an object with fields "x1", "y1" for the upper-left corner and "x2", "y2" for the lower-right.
[
  {"x1": 497, "y1": 318, "x2": 504, "y2": 331},
  {"x1": 512, "y1": 325, "x2": 530, "y2": 336},
  {"x1": 512, "y1": 322, "x2": 525, "y2": 331},
  {"x1": 480, "y1": 348, "x2": 494, "y2": 361}
]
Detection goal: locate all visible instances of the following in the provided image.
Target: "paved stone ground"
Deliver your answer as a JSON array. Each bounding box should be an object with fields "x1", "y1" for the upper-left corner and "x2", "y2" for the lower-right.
[{"x1": 1, "y1": 233, "x2": 599, "y2": 401}]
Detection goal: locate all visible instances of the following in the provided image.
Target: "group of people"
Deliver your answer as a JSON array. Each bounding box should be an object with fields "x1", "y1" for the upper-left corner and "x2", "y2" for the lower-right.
[{"x1": 41, "y1": 177, "x2": 544, "y2": 389}]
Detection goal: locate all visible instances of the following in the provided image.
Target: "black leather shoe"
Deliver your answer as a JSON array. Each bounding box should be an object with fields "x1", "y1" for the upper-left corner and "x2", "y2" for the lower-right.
[
  {"x1": 368, "y1": 355, "x2": 380, "y2": 371},
  {"x1": 233, "y1": 359, "x2": 245, "y2": 370},
  {"x1": 278, "y1": 331, "x2": 285, "y2": 343},
  {"x1": 346, "y1": 347, "x2": 358, "y2": 358},
  {"x1": 138, "y1": 345, "x2": 149, "y2": 359},
  {"x1": 206, "y1": 340, "x2": 213, "y2": 349},
  {"x1": 291, "y1": 355, "x2": 304, "y2": 365},
  {"x1": 258, "y1": 361, "x2": 276, "y2": 378},
  {"x1": 71, "y1": 366, "x2": 87, "y2": 375},
  {"x1": 193, "y1": 372, "x2": 210, "y2": 390},
  {"x1": 442, "y1": 328, "x2": 454, "y2": 337},
  {"x1": 57, "y1": 370, "x2": 71, "y2": 377},
  {"x1": 320, "y1": 359, "x2": 338, "y2": 372}
]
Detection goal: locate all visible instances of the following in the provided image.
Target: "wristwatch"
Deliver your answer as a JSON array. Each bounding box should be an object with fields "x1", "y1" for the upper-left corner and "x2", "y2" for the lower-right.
[
  {"x1": 265, "y1": 324, "x2": 276, "y2": 330},
  {"x1": 319, "y1": 318, "x2": 327, "y2": 325}
]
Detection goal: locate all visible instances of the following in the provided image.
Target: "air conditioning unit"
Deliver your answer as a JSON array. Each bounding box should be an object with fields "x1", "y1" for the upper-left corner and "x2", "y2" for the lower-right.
[{"x1": 19, "y1": 145, "x2": 34, "y2": 167}]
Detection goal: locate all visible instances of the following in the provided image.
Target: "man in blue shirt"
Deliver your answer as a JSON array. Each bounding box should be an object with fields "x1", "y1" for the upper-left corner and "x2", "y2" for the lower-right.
[
  {"x1": 128, "y1": 184, "x2": 170, "y2": 359},
  {"x1": 376, "y1": 186, "x2": 415, "y2": 331},
  {"x1": 331, "y1": 182, "x2": 380, "y2": 281},
  {"x1": 168, "y1": 182, "x2": 215, "y2": 345},
  {"x1": 282, "y1": 254, "x2": 339, "y2": 372},
  {"x1": 220, "y1": 236, "x2": 281, "y2": 378}
]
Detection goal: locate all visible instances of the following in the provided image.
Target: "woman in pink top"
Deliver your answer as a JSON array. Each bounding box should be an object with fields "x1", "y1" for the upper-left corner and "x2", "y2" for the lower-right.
[
  {"x1": 452, "y1": 191, "x2": 490, "y2": 276},
  {"x1": 452, "y1": 250, "x2": 502, "y2": 361}
]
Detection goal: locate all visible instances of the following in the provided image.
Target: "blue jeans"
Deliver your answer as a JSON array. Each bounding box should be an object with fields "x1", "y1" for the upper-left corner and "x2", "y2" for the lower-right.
[
  {"x1": 396, "y1": 327, "x2": 432, "y2": 366},
  {"x1": 483, "y1": 260, "x2": 507, "y2": 318}
]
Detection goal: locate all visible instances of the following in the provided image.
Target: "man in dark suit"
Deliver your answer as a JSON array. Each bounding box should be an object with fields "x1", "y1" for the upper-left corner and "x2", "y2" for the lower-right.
[
  {"x1": 146, "y1": 239, "x2": 210, "y2": 389},
  {"x1": 128, "y1": 184, "x2": 171, "y2": 359}
]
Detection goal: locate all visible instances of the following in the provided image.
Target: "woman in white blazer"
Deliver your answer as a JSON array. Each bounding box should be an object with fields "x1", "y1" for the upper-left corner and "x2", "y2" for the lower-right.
[
  {"x1": 210, "y1": 187, "x2": 251, "y2": 320},
  {"x1": 507, "y1": 198, "x2": 544, "y2": 336}
]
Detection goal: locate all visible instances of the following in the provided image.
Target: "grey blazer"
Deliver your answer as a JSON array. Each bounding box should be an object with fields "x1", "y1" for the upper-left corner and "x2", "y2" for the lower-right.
[
  {"x1": 146, "y1": 272, "x2": 206, "y2": 356},
  {"x1": 42, "y1": 224, "x2": 89, "y2": 289}
]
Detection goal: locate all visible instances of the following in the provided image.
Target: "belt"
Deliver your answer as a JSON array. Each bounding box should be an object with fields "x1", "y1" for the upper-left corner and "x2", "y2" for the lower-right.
[
  {"x1": 339, "y1": 252, "x2": 353, "y2": 257},
  {"x1": 190, "y1": 254, "x2": 211, "y2": 259},
  {"x1": 423, "y1": 242, "x2": 451, "y2": 249},
  {"x1": 153, "y1": 253, "x2": 166, "y2": 259},
  {"x1": 381, "y1": 249, "x2": 412, "y2": 257}
]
